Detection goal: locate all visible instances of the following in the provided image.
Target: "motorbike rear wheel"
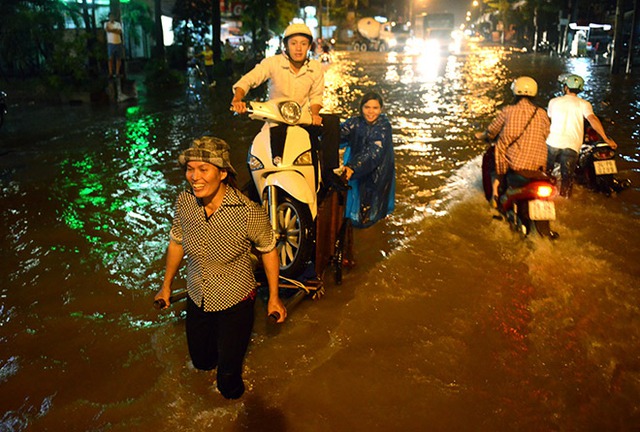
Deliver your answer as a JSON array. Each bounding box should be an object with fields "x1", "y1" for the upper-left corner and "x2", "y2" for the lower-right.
[
  {"x1": 596, "y1": 174, "x2": 615, "y2": 196},
  {"x1": 275, "y1": 195, "x2": 314, "y2": 278},
  {"x1": 532, "y1": 220, "x2": 559, "y2": 239}
]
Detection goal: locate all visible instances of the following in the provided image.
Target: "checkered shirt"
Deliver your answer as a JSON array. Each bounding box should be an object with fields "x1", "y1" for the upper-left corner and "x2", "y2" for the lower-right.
[
  {"x1": 486, "y1": 99, "x2": 550, "y2": 175},
  {"x1": 170, "y1": 186, "x2": 276, "y2": 312}
]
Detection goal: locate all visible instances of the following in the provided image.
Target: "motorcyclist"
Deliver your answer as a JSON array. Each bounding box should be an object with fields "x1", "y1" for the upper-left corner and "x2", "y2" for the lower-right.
[
  {"x1": 476, "y1": 76, "x2": 550, "y2": 205},
  {"x1": 546, "y1": 73, "x2": 617, "y2": 197},
  {"x1": 230, "y1": 23, "x2": 342, "y2": 190}
]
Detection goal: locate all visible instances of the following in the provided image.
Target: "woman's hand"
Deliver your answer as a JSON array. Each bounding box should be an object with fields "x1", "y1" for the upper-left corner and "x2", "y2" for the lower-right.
[
  {"x1": 311, "y1": 114, "x2": 323, "y2": 126},
  {"x1": 475, "y1": 131, "x2": 487, "y2": 141},
  {"x1": 154, "y1": 285, "x2": 171, "y2": 310},
  {"x1": 344, "y1": 166, "x2": 354, "y2": 181},
  {"x1": 268, "y1": 297, "x2": 287, "y2": 323}
]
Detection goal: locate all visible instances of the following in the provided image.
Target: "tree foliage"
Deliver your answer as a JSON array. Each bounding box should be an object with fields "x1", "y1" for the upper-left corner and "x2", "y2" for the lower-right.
[
  {"x1": 0, "y1": 0, "x2": 153, "y2": 85},
  {"x1": 239, "y1": 0, "x2": 296, "y2": 55},
  {"x1": 172, "y1": 0, "x2": 215, "y2": 47},
  {"x1": 0, "y1": 0, "x2": 81, "y2": 78}
]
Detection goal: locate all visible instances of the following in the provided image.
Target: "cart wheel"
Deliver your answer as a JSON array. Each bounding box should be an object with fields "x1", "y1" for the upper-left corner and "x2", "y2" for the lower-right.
[
  {"x1": 334, "y1": 247, "x2": 343, "y2": 285},
  {"x1": 332, "y1": 219, "x2": 349, "y2": 285}
]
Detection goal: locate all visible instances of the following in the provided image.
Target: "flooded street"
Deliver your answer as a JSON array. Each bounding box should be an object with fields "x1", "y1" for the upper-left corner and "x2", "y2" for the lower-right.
[{"x1": 1, "y1": 46, "x2": 640, "y2": 431}]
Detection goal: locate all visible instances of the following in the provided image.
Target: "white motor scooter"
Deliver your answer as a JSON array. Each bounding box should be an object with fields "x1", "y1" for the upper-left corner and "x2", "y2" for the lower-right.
[{"x1": 246, "y1": 99, "x2": 320, "y2": 278}]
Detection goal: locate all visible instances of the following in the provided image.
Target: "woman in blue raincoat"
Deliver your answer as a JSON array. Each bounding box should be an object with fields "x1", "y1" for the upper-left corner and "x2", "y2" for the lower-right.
[{"x1": 341, "y1": 92, "x2": 395, "y2": 228}]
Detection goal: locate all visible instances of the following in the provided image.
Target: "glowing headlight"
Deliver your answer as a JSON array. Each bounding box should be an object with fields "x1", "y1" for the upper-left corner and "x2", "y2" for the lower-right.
[
  {"x1": 248, "y1": 155, "x2": 264, "y2": 171},
  {"x1": 424, "y1": 39, "x2": 441, "y2": 53},
  {"x1": 293, "y1": 150, "x2": 313, "y2": 166},
  {"x1": 279, "y1": 101, "x2": 302, "y2": 124}
]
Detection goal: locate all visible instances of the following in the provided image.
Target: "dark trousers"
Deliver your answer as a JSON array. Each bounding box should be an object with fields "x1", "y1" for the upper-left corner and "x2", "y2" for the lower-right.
[
  {"x1": 186, "y1": 296, "x2": 255, "y2": 399},
  {"x1": 547, "y1": 146, "x2": 579, "y2": 197}
]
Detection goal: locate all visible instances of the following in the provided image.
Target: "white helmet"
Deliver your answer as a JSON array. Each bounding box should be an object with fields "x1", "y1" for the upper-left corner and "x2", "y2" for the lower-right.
[
  {"x1": 283, "y1": 23, "x2": 313, "y2": 43},
  {"x1": 511, "y1": 76, "x2": 538, "y2": 97},
  {"x1": 559, "y1": 74, "x2": 584, "y2": 92}
]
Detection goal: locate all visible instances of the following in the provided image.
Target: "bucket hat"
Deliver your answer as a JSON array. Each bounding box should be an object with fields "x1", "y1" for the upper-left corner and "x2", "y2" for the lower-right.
[{"x1": 178, "y1": 136, "x2": 237, "y2": 176}]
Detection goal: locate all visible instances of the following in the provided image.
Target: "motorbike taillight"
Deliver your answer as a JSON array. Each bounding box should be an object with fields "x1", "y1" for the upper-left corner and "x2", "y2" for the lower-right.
[
  {"x1": 594, "y1": 148, "x2": 615, "y2": 160},
  {"x1": 536, "y1": 185, "x2": 554, "y2": 198}
]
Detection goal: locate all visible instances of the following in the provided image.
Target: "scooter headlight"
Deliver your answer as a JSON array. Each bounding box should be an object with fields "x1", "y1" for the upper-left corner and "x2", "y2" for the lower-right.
[
  {"x1": 293, "y1": 150, "x2": 313, "y2": 166},
  {"x1": 248, "y1": 154, "x2": 264, "y2": 171},
  {"x1": 279, "y1": 101, "x2": 302, "y2": 124}
]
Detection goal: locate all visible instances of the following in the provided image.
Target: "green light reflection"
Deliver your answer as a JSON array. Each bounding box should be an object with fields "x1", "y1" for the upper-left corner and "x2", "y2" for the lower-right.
[{"x1": 53, "y1": 111, "x2": 176, "y2": 292}]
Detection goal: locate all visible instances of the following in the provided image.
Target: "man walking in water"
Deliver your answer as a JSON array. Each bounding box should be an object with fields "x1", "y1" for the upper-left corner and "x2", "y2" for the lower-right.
[{"x1": 546, "y1": 74, "x2": 617, "y2": 197}]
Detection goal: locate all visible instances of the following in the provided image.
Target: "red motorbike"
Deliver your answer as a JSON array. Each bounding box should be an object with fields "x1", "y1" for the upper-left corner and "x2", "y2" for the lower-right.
[
  {"x1": 482, "y1": 146, "x2": 559, "y2": 239},
  {"x1": 496, "y1": 171, "x2": 559, "y2": 239}
]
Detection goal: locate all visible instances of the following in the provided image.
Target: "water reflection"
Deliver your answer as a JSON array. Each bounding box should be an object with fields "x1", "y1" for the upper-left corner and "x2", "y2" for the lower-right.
[
  {"x1": 50, "y1": 111, "x2": 174, "y2": 291},
  {"x1": 377, "y1": 47, "x2": 513, "y2": 228}
]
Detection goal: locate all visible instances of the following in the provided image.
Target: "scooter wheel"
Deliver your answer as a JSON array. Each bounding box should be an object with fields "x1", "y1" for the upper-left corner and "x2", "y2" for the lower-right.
[{"x1": 274, "y1": 195, "x2": 314, "y2": 278}]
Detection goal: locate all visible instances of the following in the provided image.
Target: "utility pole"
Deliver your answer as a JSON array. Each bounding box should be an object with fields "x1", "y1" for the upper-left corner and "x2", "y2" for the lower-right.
[
  {"x1": 610, "y1": 0, "x2": 624, "y2": 74},
  {"x1": 318, "y1": 0, "x2": 324, "y2": 39},
  {"x1": 626, "y1": 0, "x2": 639, "y2": 74},
  {"x1": 212, "y1": 0, "x2": 222, "y2": 62}
]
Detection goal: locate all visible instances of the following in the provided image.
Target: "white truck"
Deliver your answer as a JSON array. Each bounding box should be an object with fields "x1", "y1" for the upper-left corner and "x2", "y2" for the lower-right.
[
  {"x1": 409, "y1": 12, "x2": 456, "y2": 53},
  {"x1": 351, "y1": 17, "x2": 396, "y2": 52}
]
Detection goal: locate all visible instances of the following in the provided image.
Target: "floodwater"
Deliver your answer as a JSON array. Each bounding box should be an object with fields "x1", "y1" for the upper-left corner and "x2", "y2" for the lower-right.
[{"x1": 1, "y1": 46, "x2": 640, "y2": 431}]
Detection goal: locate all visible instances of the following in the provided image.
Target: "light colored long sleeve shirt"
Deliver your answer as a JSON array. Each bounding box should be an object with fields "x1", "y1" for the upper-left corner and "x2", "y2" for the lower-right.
[{"x1": 232, "y1": 54, "x2": 324, "y2": 108}]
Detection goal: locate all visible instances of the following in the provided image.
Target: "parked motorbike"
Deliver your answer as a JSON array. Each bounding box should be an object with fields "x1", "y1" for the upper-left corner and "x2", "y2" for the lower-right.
[
  {"x1": 496, "y1": 171, "x2": 559, "y2": 239},
  {"x1": 246, "y1": 99, "x2": 319, "y2": 278},
  {"x1": 575, "y1": 127, "x2": 631, "y2": 196},
  {"x1": 0, "y1": 91, "x2": 6, "y2": 129},
  {"x1": 320, "y1": 52, "x2": 331, "y2": 64},
  {"x1": 185, "y1": 58, "x2": 207, "y2": 103}
]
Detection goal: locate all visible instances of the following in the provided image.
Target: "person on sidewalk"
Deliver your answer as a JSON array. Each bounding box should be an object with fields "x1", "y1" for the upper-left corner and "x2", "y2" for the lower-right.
[
  {"x1": 104, "y1": 12, "x2": 124, "y2": 78},
  {"x1": 199, "y1": 43, "x2": 216, "y2": 87}
]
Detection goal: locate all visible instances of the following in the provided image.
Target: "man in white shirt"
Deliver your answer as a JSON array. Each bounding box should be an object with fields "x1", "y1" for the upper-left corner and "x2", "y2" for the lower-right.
[
  {"x1": 230, "y1": 23, "x2": 342, "y2": 189},
  {"x1": 546, "y1": 74, "x2": 617, "y2": 197},
  {"x1": 104, "y1": 12, "x2": 124, "y2": 77}
]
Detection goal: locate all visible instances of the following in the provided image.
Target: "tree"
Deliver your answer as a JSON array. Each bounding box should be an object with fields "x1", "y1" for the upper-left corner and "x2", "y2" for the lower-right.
[
  {"x1": 0, "y1": 0, "x2": 82, "y2": 79},
  {"x1": 240, "y1": 0, "x2": 296, "y2": 57},
  {"x1": 517, "y1": 0, "x2": 562, "y2": 50},
  {"x1": 483, "y1": 0, "x2": 514, "y2": 43},
  {"x1": 172, "y1": 0, "x2": 222, "y2": 61}
]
